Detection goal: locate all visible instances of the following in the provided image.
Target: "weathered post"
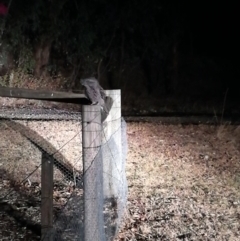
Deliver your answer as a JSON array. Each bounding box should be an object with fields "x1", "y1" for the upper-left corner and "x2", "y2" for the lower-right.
[
  {"x1": 102, "y1": 90, "x2": 122, "y2": 198},
  {"x1": 82, "y1": 105, "x2": 103, "y2": 241},
  {"x1": 41, "y1": 152, "x2": 53, "y2": 241}
]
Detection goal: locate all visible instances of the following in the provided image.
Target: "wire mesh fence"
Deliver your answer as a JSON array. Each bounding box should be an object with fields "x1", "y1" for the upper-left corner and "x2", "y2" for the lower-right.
[{"x1": 0, "y1": 90, "x2": 128, "y2": 241}]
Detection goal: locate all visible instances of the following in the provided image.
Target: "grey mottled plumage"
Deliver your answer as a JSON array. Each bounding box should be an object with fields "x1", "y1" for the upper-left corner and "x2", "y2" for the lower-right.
[{"x1": 80, "y1": 77, "x2": 112, "y2": 120}]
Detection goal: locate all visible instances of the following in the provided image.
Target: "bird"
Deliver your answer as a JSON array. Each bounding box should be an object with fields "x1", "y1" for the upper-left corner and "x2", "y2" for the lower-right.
[{"x1": 80, "y1": 77, "x2": 113, "y2": 121}]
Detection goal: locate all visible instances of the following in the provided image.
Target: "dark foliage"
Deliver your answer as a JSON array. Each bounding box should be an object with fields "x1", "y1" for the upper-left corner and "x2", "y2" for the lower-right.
[{"x1": 1, "y1": 0, "x2": 239, "y2": 98}]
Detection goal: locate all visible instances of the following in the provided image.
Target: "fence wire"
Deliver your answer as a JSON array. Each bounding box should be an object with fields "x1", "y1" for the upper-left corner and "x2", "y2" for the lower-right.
[{"x1": 0, "y1": 100, "x2": 128, "y2": 241}]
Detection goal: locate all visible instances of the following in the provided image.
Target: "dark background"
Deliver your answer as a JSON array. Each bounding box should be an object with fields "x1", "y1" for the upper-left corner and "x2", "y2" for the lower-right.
[{"x1": 0, "y1": 0, "x2": 239, "y2": 115}]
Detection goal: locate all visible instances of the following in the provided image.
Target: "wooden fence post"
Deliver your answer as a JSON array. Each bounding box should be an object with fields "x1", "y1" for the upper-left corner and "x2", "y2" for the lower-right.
[
  {"x1": 41, "y1": 152, "x2": 53, "y2": 241},
  {"x1": 82, "y1": 105, "x2": 103, "y2": 241},
  {"x1": 102, "y1": 90, "x2": 122, "y2": 198}
]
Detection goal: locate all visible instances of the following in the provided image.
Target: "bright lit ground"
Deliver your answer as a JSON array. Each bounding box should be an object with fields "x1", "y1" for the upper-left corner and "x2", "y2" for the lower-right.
[
  {"x1": 1, "y1": 118, "x2": 240, "y2": 240},
  {"x1": 116, "y1": 122, "x2": 240, "y2": 241}
]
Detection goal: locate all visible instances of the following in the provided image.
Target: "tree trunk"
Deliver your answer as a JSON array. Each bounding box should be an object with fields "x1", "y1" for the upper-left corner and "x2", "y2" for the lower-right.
[
  {"x1": 33, "y1": 0, "x2": 68, "y2": 77},
  {"x1": 34, "y1": 39, "x2": 52, "y2": 77}
]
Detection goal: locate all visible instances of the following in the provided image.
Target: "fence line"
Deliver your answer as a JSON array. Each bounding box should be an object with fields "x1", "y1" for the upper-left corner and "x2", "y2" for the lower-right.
[
  {"x1": 79, "y1": 89, "x2": 127, "y2": 241},
  {"x1": 0, "y1": 89, "x2": 128, "y2": 241}
]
